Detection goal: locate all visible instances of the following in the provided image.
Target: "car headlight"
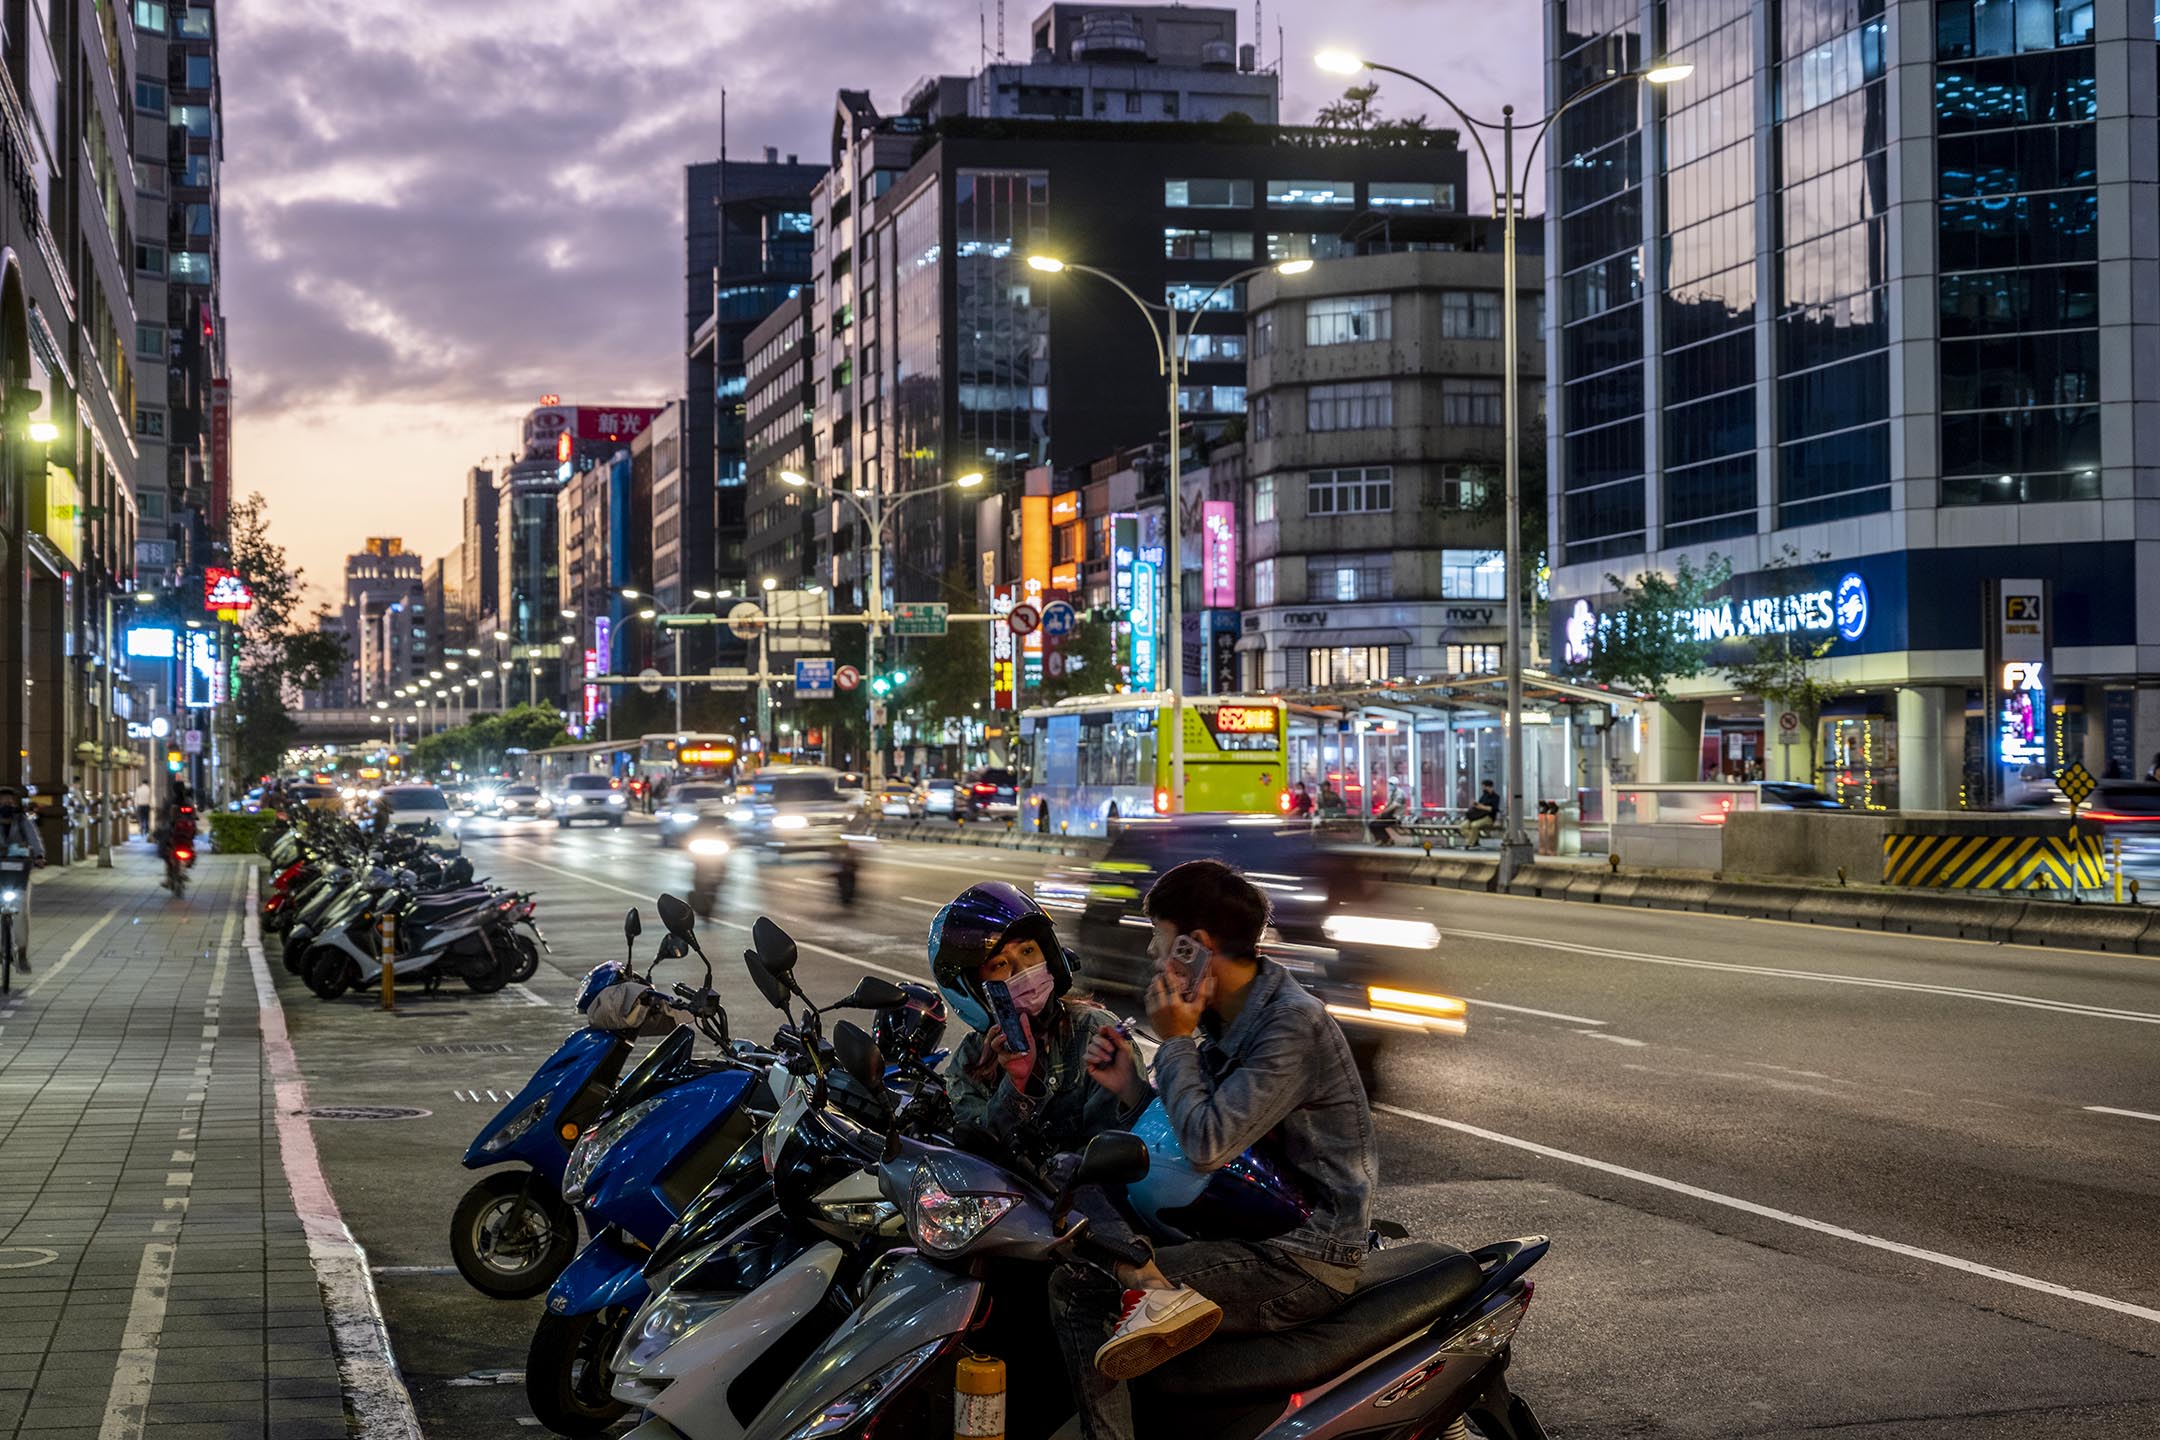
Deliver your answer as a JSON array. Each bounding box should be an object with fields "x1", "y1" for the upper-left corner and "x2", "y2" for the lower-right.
[
  {"x1": 480, "y1": 1094, "x2": 551, "y2": 1154},
  {"x1": 1322, "y1": 914, "x2": 1441, "y2": 950},
  {"x1": 908, "y1": 1165, "x2": 1015, "y2": 1255},
  {"x1": 668, "y1": 809, "x2": 698, "y2": 824},
  {"x1": 608, "y1": 793, "x2": 628, "y2": 807},
  {"x1": 445, "y1": 816, "x2": 462, "y2": 832},
  {"x1": 771, "y1": 814, "x2": 809, "y2": 832},
  {"x1": 727, "y1": 808, "x2": 756, "y2": 826},
  {"x1": 688, "y1": 836, "x2": 731, "y2": 858},
  {"x1": 783, "y1": 1341, "x2": 945, "y2": 1440},
  {"x1": 561, "y1": 1095, "x2": 666, "y2": 1202},
  {"x1": 618, "y1": 1290, "x2": 742, "y2": 1374}
]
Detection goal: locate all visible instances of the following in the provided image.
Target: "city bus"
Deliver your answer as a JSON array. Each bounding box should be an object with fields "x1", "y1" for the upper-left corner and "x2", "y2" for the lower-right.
[
  {"x1": 1013, "y1": 693, "x2": 1290, "y2": 835},
  {"x1": 639, "y1": 733, "x2": 743, "y2": 786}
]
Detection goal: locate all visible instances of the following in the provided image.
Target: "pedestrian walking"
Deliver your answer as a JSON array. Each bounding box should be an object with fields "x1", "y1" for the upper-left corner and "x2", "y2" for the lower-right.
[
  {"x1": 133, "y1": 778, "x2": 152, "y2": 839},
  {"x1": 0, "y1": 786, "x2": 48, "y2": 971}
]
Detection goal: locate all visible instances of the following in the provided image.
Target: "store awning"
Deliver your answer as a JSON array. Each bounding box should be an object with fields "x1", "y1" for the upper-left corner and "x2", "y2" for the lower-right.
[{"x1": 1309, "y1": 628, "x2": 1414, "y2": 649}]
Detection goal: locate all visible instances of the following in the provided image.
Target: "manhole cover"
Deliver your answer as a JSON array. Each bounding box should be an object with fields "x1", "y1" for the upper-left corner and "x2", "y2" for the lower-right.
[
  {"x1": 301, "y1": 1105, "x2": 433, "y2": 1122},
  {"x1": 417, "y1": 1042, "x2": 515, "y2": 1055}
]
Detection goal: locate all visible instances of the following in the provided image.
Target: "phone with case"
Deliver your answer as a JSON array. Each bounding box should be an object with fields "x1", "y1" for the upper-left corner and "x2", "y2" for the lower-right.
[{"x1": 983, "y1": 978, "x2": 1030, "y2": 1054}]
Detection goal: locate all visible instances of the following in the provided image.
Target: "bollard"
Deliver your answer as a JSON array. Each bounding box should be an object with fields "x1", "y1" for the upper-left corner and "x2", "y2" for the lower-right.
[
  {"x1": 376, "y1": 912, "x2": 397, "y2": 1011},
  {"x1": 1607, "y1": 853, "x2": 1621, "y2": 874},
  {"x1": 954, "y1": 1353, "x2": 1005, "y2": 1440},
  {"x1": 2132, "y1": 877, "x2": 2142, "y2": 906},
  {"x1": 1836, "y1": 865, "x2": 1847, "y2": 887},
  {"x1": 2114, "y1": 835, "x2": 2124, "y2": 905}
]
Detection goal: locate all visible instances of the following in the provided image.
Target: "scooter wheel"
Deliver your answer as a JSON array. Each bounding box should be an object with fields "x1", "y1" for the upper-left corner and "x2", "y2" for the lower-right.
[
  {"x1": 282, "y1": 932, "x2": 311, "y2": 973},
  {"x1": 304, "y1": 947, "x2": 354, "y2": 1000},
  {"x1": 526, "y1": 1306, "x2": 633, "y2": 1436},
  {"x1": 507, "y1": 934, "x2": 541, "y2": 984},
  {"x1": 462, "y1": 953, "x2": 510, "y2": 995},
  {"x1": 450, "y1": 1172, "x2": 578, "y2": 1300}
]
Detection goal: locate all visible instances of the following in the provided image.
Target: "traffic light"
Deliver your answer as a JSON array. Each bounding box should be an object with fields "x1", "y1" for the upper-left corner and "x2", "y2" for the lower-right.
[
  {"x1": 870, "y1": 670, "x2": 911, "y2": 698},
  {"x1": 891, "y1": 669, "x2": 911, "y2": 686}
]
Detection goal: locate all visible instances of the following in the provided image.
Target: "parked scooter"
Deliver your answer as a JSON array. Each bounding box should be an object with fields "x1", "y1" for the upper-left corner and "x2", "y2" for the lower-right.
[{"x1": 303, "y1": 873, "x2": 521, "y2": 998}]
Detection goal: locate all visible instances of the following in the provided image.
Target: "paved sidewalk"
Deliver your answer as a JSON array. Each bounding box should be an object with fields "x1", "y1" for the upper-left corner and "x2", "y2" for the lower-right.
[{"x1": 0, "y1": 849, "x2": 348, "y2": 1440}]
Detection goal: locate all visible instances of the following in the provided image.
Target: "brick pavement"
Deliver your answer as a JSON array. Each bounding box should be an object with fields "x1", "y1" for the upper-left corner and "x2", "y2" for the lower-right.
[{"x1": 0, "y1": 849, "x2": 349, "y2": 1440}]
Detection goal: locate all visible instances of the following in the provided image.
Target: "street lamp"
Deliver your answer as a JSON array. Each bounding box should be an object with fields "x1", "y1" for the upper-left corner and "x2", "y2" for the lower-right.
[
  {"x1": 779, "y1": 467, "x2": 984, "y2": 789},
  {"x1": 1023, "y1": 253, "x2": 1308, "y2": 811},
  {"x1": 760, "y1": 576, "x2": 778, "y2": 592},
  {"x1": 1311, "y1": 46, "x2": 1689, "y2": 880}
]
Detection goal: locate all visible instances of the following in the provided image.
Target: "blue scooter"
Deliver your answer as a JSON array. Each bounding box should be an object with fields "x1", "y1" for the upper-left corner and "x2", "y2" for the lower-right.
[
  {"x1": 527, "y1": 894, "x2": 773, "y2": 1438},
  {"x1": 450, "y1": 907, "x2": 659, "y2": 1299}
]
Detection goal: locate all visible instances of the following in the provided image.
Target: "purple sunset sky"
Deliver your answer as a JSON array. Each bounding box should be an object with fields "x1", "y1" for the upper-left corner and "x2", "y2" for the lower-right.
[{"x1": 219, "y1": 0, "x2": 1544, "y2": 599}]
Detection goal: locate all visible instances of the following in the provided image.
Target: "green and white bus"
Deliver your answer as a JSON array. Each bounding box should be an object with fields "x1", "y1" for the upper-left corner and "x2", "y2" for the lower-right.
[{"x1": 1013, "y1": 693, "x2": 1291, "y2": 835}]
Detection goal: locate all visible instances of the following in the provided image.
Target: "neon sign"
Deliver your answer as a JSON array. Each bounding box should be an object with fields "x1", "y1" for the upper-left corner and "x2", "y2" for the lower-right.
[
  {"x1": 1130, "y1": 560, "x2": 1159, "y2": 692},
  {"x1": 1999, "y1": 660, "x2": 2046, "y2": 767},
  {"x1": 203, "y1": 568, "x2": 254, "y2": 612},
  {"x1": 1202, "y1": 500, "x2": 1236, "y2": 609}
]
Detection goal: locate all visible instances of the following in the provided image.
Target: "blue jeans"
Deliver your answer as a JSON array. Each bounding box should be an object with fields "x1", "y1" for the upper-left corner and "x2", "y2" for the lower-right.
[{"x1": 1047, "y1": 1240, "x2": 1351, "y2": 1440}]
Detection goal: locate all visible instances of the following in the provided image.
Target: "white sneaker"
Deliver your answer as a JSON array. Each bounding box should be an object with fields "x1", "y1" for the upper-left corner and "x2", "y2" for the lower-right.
[{"x1": 1093, "y1": 1285, "x2": 1222, "y2": 1381}]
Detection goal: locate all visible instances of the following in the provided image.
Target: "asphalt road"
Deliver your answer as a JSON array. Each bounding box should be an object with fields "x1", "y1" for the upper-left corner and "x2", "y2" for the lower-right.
[{"x1": 268, "y1": 813, "x2": 2160, "y2": 1439}]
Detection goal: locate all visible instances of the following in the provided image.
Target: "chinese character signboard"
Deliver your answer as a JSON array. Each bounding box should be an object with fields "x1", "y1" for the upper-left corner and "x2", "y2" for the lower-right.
[
  {"x1": 184, "y1": 630, "x2": 218, "y2": 708},
  {"x1": 990, "y1": 586, "x2": 1017, "y2": 711},
  {"x1": 1202, "y1": 500, "x2": 1236, "y2": 609},
  {"x1": 204, "y1": 568, "x2": 254, "y2": 613},
  {"x1": 210, "y1": 378, "x2": 232, "y2": 523},
  {"x1": 1130, "y1": 560, "x2": 1159, "y2": 693},
  {"x1": 794, "y1": 657, "x2": 835, "y2": 701}
]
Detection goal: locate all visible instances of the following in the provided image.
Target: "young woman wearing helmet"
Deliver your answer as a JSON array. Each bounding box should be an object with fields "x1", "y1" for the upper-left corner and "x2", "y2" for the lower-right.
[{"x1": 927, "y1": 881, "x2": 1136, "y2": 1152}]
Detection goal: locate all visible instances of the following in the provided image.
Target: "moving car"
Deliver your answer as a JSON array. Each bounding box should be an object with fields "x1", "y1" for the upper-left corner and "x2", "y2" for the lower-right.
[
  {"x1": 378, "y1": 784, "x2": 462, "y2": 854},
  {"x1": 836, "y1": 771, "x2": 868, "y2": 809},
  {"x1": 1034, "y1": 816, "x2": 1463, "y2": 1093},
  {"x1": 964, "y1": 766, "x2": 1020, "y2": 818},
  {"x1": 553, "y1": 773, "x2": 628, "y2": 828},
  {"x1": 877, "y1": 779, "x2": 922, "y2": 819},
  {"x1": 496, "y1": 784, "x2": 550, "y2": 819},
  {"x1": 922, "y1": 777, "x2": 961, "y2": 818},
  {"x1": 1756, "y1": 781, "x2": 1845, "y2": 810},
  {"x1": 657, "y1": 783, "x2": 734, "y2": 847},
  {"x1": 284, "y1": 782, "x2": 343, "y2": 813},
  {"x1": 725, "y1": 765, "x2": 852, "y2": 856}
]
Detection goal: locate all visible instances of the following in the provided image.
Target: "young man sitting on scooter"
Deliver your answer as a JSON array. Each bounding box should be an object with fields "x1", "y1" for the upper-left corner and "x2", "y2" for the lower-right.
[{"x1": 1053, "y1": 858, "x2": 1377, "y2": 1440}]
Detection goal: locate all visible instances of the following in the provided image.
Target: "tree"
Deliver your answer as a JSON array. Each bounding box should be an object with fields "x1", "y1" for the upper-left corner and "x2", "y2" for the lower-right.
[
  {"x1": 227, "y1": 494, "x2": 347, "y2": 782},
  {"x1": 1313, "y1": 81, "x2": 1430, "y2": 141},
  {"x1": 1565, "y1": 553, "x2": 1731, "y2": 699},
  {"x1": 1722, "y1": 546, "x2": 1836, "y2": 783}
]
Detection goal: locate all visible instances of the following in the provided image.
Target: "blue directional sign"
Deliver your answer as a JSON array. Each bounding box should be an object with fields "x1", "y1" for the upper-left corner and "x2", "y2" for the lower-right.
[
  {"x1": 1041, "y1": 600, "x2": 1076, "y2": 638},
  {"x1": 794, "y1": 656, "x2": 835, "y2": 701}
]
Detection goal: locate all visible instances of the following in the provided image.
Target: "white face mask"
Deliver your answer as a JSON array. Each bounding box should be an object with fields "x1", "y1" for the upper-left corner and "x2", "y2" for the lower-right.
[{"x1": 1003, "y1": 963, "x2": 1057, "y2": 1017}]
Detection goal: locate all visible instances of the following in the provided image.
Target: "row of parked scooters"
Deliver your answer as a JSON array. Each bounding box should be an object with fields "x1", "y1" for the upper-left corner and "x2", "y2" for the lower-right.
[
  {"x1": 261, "y1": 812, "x2": 547, "y2": 998},
  {"x1": 451, "y1": 894, "x2": 1554, "y2": 1440}
]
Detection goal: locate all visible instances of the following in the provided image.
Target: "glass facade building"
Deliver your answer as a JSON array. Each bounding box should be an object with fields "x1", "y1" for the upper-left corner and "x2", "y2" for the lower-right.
[{"x1": 1543, "y1": 0, "x2": 2160, "y2": 808}]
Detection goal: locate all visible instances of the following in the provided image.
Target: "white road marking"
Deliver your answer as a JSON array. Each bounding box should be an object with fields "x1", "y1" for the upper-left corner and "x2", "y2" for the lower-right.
[
  {"x1": 2084, "y1": 1105, "x2": 2160, "y2": 1123},
  {"x1": 508, "y1": 983, "x2": 552, "y2": 1009},
  {"x1": 22, "y1": 910, "x2": 121, "y2": 996},
  {"x1": 899, "y1": 896, "x2": 941, "y2": 909},
  {"x1": 1377, "y1": 1102, "x2": 2160, "y2": 1326},
  {"x1": 1444, "y1": 927, "x2": 2160, "y2": 1025},
  {"x1": 246, "y1": 876, "x2": 423, "y2": 1440},
  {"x1": 1460, "y1": 998, "x2": 1610, "y2": 1026},
  {"x1": 95, "y1": 1241, "x2": 174, "y2": 1440},
  {"x1": 1574, "y1": 1029, "x2": 1647, "y2": 1047}
]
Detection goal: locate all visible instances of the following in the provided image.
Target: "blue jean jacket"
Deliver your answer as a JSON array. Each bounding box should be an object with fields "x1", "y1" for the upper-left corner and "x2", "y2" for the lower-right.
[{"x1": 1147, "y1": 958, "x2": 1377, "y2": 1267}]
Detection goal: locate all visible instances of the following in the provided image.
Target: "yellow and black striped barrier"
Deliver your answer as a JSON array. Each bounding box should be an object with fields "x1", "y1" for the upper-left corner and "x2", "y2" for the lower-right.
[{"x1": 1882, "y1": 830, "x2": 2105, "y2": 891}]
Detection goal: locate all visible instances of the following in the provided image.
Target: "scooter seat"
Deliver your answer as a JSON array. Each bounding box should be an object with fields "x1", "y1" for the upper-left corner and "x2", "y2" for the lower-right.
[{"x1": 1139, "y1": 1243, "x2": 1483, "y2": 1405}]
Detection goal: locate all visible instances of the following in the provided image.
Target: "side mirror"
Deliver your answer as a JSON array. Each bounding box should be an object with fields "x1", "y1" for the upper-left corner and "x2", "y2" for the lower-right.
[
  {"x1": 842, "y1": 976, "x2": 909, "y2": 1011},
  {"x1": 658, "y1": 934, "x2": 690, "y2": 960},
  {"x1": 751, "y1": 916, "x2": 799, "y2": 977},
  {"x1": 1073, "y1": 1131, "x2": 1150, "y2": 1189},
  {"x1": 745, "y1": 949, "x2": 791, "y2": 1012},
  {"x1": 656, "y1": 892, "x2": 698, "y2": 939},
  {"x1": 624, "y1": 908, "x2": 642, "y2": 942},
  {"x1": 831, "y1": 1020, "x2": 886, "y2": 1100}
]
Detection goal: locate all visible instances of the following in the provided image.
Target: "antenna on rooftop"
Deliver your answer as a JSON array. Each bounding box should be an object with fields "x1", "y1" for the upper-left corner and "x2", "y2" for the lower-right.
[{"x1": 998, "y1": 0, "x2": 1007, "y2": 60}]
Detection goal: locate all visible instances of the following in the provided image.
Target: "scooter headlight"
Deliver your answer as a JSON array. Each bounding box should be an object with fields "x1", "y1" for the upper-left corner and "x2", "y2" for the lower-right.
[
  {"x1": 908, "y1": 1165, "x2": 1015, "y2": 1255},
  {"x1": 687, "y1": 836, "x2": 731, "y2": 858},
  {"x1": 479, "y1": 1094, "x2": 551, "y2": 1154},
  {"x1": 561, "y1": 1095, "x2": 666, "y2": 1203},
  {"x1": 617, "y1": 1289, "x2": 742, "y2": 1374},
  {"x1": 782, "y1": 1340, "x2": 946, "y2": 1440}
]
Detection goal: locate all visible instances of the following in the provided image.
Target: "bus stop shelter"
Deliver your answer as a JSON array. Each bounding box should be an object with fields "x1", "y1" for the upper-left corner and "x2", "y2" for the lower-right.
[{"x1": 1283, "y1": 670, "x2": 1645, "y2": 852}]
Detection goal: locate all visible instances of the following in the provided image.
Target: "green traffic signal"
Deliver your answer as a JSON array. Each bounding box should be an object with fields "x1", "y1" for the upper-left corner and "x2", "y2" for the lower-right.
[{"x1": 891, "y1": 669, "x2": 911, "y2": 686}]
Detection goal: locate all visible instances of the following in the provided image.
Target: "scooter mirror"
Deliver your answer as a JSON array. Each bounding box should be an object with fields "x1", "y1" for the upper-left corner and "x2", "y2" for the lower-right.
[
  {"x1": 656, "y1": 892, "x2": 698, "y2": 939},
  {"x1": 624, "y1": 908, "x2": 642, "y2": 942},
  {"x1": 841, "y1": 976, "x2": 909, "y2": 1011},
  {"x1": 751, "y1": 916, "x2": 799, "y2": 977},
  {"x1": 744, "y1": 948, "x2": 791, "y2": 1012},
  {"x1": 658, "y1": 934, "x2": 690, "y2": 961},
  {"x1": 1073, "y1": 1131, "x2": 1150, "y2": 1189},
  {"x1": 831, "y1": 1020, "x2": 886, "y2": 1101}
]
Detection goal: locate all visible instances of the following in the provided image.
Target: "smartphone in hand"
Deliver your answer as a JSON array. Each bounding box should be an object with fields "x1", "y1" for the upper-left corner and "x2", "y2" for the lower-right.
[
  {"x1": 1166, "y1": 935, "x2": 1208, "y2": 1001},
  {"x1": 983, "y1": 979, "x2": 1031, "y2": 1055}
]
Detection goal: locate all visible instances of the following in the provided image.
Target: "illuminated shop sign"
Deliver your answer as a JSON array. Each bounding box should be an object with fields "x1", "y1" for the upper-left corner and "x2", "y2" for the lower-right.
[
  {"x1": 1563, "y1": 572, "x2": 1870, "y2": 665},
  {"x1": 1999, "y1": 660, "x2": 2046, "y2": 766}
]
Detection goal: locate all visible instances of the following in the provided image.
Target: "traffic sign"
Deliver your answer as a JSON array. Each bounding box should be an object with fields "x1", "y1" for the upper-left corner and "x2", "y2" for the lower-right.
[
  {"x1": 1040, "y1": 600, "x2": 1076, "y2": 638},
  {"x1": 181, "y1": 730, "x2": 203, "y2": 755},
  {"x1": 835, "y1": 665, "x2": 861, "y2": 691},
  {"x1": 1775, "y1": 708, "x2": 1800, "y2": 747},
  {"x1": 869, "y1": 702, "x2": 888, "y2": 727},
  {"x1": 727, "y1": 602, "x2": 766, "y2": 641},
  {"x1": 892, "y1": 602, "x2": 948, "y2": 637},
  {"x1": 638, "y1": 666, "x2": 665, "y2": 696},
  {"x1": 1007, "y1": 603, "x2": 1040, "y2": 637},
  {"x1": 2058, "y1": 760, "x2": 2096, "y2": 811},
  {"x1": 794, "y1": 657, "x2": 836, "y2": 701}
]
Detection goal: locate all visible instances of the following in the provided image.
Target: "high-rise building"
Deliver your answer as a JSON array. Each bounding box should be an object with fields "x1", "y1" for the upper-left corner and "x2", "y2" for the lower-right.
[
  {"x1": 319, "y1": 538, "x2": 427, "y2": 707},
  {"x1": 803, "y1": 25, "x2": 1466, "y2": 619},
  {"x1": 1542, "y1": 0, "x2": 2155, "y2": 808},
  {"x1": 666, "y1": 153, "x2": 820, "y2": 670},
  {"x1": 462, "y1": 465, "x2": 499, "y2": 640},
  {"x1": 744, "y1": 292, "x2": 814, "y2": 590}
]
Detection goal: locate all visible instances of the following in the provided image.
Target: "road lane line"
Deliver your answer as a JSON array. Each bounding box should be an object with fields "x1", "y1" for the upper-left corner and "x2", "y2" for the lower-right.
[
  {"x1": 21, "y1": 910, "x2": 120, "y2": 997},
  {"x1": 1574, "y1": 1029, "x2": 1647, "y2": 1046},
  {"x1": 96, "y1": 1241, "x2": 173, "y2": 1440},
  {"x1": 1445, "y1": 927, "x2": 2160, "y2": 1024},
  {"x1": 1376, "y1": 1102, "x2": 2160, "y2": 1326},
  {"x1": 1461, "y1": 998, "x2": 1609, "y2": 1026},
  {"x1": 2084, "y1": 1105, "x2": 2160, "y2": 1123},
  {"x1": 899, "y1": 896, "x2": 941, "y2": 909},
  {"x1": 246, "y1": 875, "x2": 422, "y2": 1440}
]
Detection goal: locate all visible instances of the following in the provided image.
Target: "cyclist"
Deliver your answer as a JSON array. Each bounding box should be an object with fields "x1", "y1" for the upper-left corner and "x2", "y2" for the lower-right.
[{"x1": 0, "y1": 787, "x2": 48, "y2": 971}]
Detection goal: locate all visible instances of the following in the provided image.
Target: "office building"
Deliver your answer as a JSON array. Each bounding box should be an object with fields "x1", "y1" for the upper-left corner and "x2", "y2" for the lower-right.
[
  {"x1": 557, "y1": 441, "x2": 649, "y2": 725},
  {"x1": 806, "y1": 18, "x2": 1466, "y2": 621},
  {"x1": 462, "y1": 465, "x2": 498, "y2": 640},
  {"x1": 336, "y1": 538, "x2": 426, "y2": 706},
  {"x1": 744, "y1": 292, "x2": 814, "y2": 590},
  {"x1": 668, "y1": 153, "x2": 820, "y2": 670},
  {"x1": 1241, "y1": 248, "x2": 1541, "y2": 691},
  {"x1": 1543, "y1": 0, "x2": 2157, "y2": 808},
  {"x1": 982, "y1": 5, "x2": 1277, "y2": 123}
]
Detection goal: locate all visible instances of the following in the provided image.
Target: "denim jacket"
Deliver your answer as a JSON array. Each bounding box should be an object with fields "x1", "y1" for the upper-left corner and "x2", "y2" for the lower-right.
[{"x1": 1147, "y1": 958, "x2": 1376, "y2": 1267}]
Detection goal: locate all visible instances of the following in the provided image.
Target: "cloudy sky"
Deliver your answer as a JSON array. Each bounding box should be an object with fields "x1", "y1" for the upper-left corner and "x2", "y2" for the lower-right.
[{"x1": 221, "y1": 0, "x2": 1542, "y2": 598}]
